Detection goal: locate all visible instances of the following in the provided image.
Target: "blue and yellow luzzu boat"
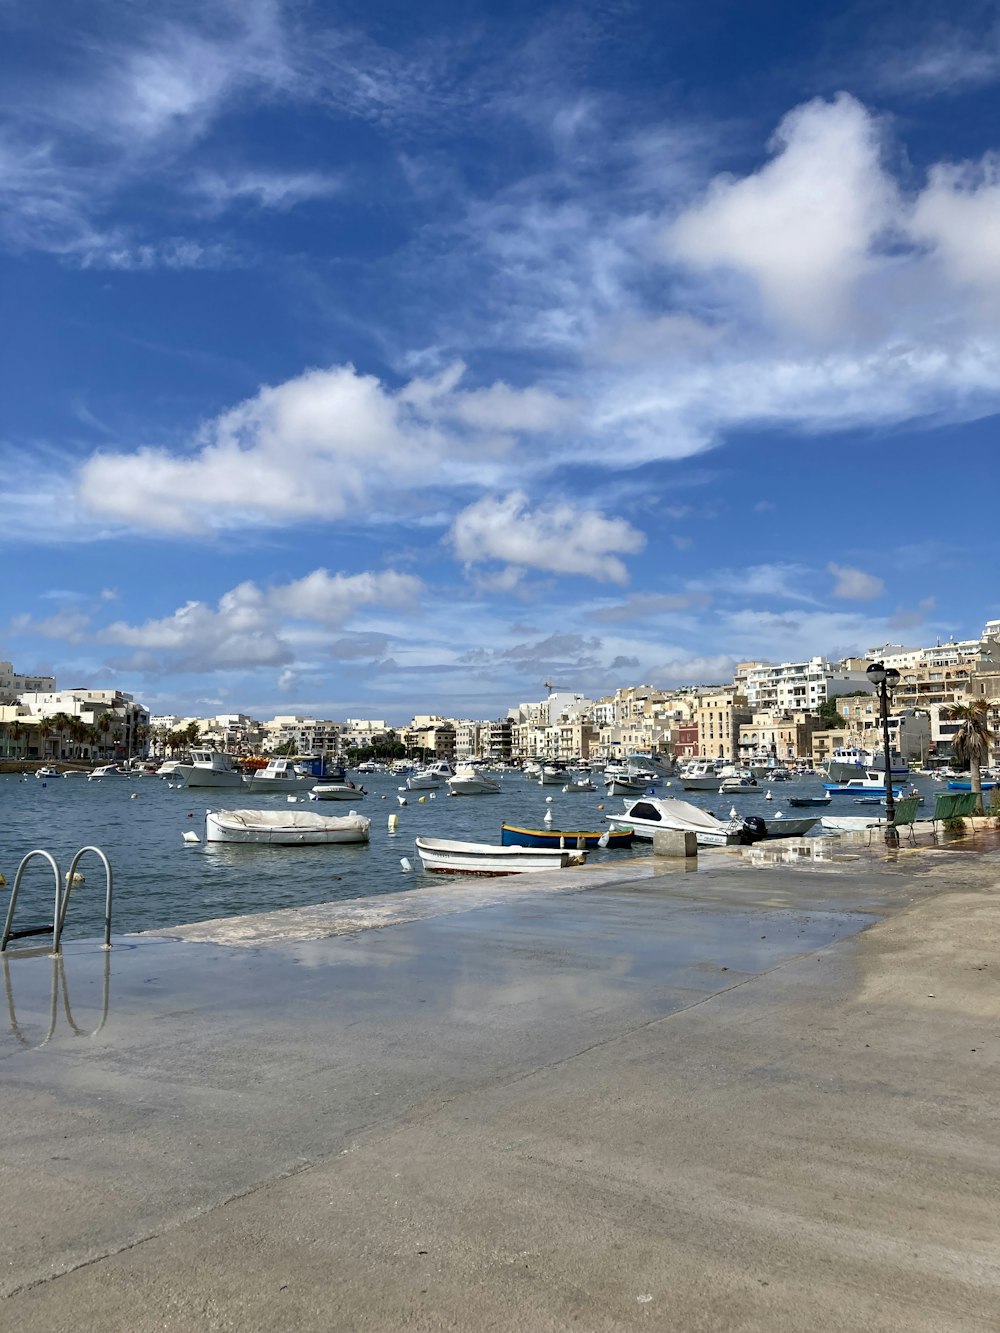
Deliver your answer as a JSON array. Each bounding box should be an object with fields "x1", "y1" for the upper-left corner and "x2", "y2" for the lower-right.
[{"x1": 500, "y1": 822, "x2": 635, "y2": 850}]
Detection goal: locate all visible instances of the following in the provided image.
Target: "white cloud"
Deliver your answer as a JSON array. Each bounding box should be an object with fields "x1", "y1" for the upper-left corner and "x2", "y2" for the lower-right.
[
  {"x1": 450, "y1": 491, "x2": 646, "y2": 584},
  {"x1": 827, "y1": 563, "x2": 885, "y2": 601},
  {"x1": 98, "y1": 566, "x2": 425, "y2": 674},
  {"x1": 189, "y1": 169, "x2": 343, "y2": 213},
  {"x1": 667, "y1": 94, "x2": 895, "y2": 336},
  {"x1": 910, "y1": 155, "x2": 1000, "y2": 304},
  {"x1": 75, "y1": 364, "x2": 573, "y2": 532}
]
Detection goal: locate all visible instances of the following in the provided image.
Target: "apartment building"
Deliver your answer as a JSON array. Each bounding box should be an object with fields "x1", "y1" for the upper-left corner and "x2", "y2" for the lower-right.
[
  {"x1": 737, "y1": 658, "x2": 873, "y2": 712},
  {"x1": 0, "y1": 661, "x2": 56, "y2": 703}
]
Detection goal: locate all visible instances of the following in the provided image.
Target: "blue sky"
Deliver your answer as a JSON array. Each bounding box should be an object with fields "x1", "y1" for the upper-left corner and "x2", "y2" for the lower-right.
[{"x1": 3, "y1": 0, "x2": 999, "y2": 723}]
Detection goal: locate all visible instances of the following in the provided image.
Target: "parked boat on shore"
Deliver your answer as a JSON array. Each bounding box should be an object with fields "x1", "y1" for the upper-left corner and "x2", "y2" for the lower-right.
[
  {"x1": 500, "y1": 823, "x2": 635, "y2": 850},
  {"x1": 605, "y1": 797, "x2": 764, "y2": 847},
  {"x1": 414, "y1": 836, "x2": 587, "y2": 875}
]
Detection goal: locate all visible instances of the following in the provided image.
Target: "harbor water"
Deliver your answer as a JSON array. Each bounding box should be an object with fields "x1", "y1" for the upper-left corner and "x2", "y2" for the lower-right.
[{"x1": 1, "y1": 769, "x2": 941, "y2": 942}]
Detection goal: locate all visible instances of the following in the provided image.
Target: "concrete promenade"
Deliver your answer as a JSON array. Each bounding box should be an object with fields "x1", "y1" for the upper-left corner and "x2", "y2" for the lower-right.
[{"x1": 1, "y1": 840, "x2": 999, "y2": 1330}]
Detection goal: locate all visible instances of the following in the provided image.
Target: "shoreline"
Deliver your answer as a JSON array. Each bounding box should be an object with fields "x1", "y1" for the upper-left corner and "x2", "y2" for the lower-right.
[{"x1": 2, "y1": 840, "x2": 999, "y2": 1329}]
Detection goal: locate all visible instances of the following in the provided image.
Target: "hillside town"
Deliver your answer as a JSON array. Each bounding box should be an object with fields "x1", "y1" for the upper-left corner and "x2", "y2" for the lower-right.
[{"x1": 3, "y1": 616, "x2": 999, "y2": 771}]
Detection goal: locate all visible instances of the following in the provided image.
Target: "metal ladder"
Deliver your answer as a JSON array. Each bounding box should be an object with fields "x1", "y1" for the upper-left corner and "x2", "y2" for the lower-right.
[{"x1": 1, "y1": 847, "x2": 113, "y2": 954}]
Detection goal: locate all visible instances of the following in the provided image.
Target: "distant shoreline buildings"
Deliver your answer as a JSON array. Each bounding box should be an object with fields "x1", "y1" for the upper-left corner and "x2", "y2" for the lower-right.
[{"x1": 3, "y1": 616, "x2": 999, "y2": 768}]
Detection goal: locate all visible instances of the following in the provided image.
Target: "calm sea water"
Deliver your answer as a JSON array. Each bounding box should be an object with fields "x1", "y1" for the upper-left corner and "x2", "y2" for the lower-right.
[{"x1": 1, "y1": 768, "x2": 936, "y2": 942}]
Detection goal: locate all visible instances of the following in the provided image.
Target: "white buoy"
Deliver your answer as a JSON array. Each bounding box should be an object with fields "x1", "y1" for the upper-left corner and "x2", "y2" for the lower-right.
[
  {"x1": 729, "y1": 806, "x2": 738, "y2": 819},
  {"x1": 774, "y1": 811, "x2": 783, "y2": 819},
  {"x1": 429, "y1": 792, "x2": 436, "y2": 800},
  {"x1": 665, "y1": 780, "x2": 672, "y2": 787},
  {"x1": 400, "y1": 857, "x2": 412, "y2": 872},
  {"x1": 544, "y1": 809, "x2": 553, "y2": 823},
  {"x1": 130, "y1": 792, "x2": 138, "y2": 799},
  {"x1": 765, "y1": 789, "x2": 773, "y2": 800},
  {"x1": 388, "y1": 813, "x2": 399, "y2": 831},
  {"x1": 182, "y1": 830, "x2": 200, "y2": 844},
  {"x1": 598, "y1": 832, "x2": 610, "y2": 848},
  {"x1": 397, "y1": 785, "x2": 407, "y2": 792},
  {"x1": 718, "y1": 786, "x2": 725, "y2": 794},
  {"x1": 545, "y1": 795, "x2": 553, "y2": 804},
  {"x1": 398, "y1": 795, "x2": 408, "y2": 806},
  {"x1": 64, "y1": 871, "x2": 85, "y2": 885},
  {"x1": 287, "y1": 794, "x2": 298, "y2": 802}
]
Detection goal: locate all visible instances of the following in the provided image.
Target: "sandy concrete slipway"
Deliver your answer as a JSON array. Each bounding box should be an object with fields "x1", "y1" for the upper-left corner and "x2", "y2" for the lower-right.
[{"x1": 1, "y1": 829, "x2": 999, "y2": 1331}]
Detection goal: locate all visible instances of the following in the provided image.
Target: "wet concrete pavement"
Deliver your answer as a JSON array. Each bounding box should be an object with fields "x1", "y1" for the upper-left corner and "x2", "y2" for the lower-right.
[{"x1": 1, "y1": 844, "x2": 999, "y2": 1330}]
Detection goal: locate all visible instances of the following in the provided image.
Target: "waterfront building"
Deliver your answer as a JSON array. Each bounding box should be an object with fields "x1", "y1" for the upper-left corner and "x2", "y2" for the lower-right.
[
  {"x1": 695, "y1": 690, "x2": 751, "y2": 761},
  {"x1": 738, "y1": 712, "x2": 821, "y2": 764},
  {"x1": 262, "y1": 715, "x2": 344, "y2": 757},
  {"x1": 737, "y1": 658, "x2": 874, "y2": 712},
  {"x1": 17, "y1": 688, "x2": 149, "y2": 759},
  {"x1": 0, "y1": 661, "x2": 56, "y2": 704}
]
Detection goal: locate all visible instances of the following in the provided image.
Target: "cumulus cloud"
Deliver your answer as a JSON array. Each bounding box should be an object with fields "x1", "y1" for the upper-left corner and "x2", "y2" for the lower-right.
[
  {"x1": 450, "y1": 490, "x2": 646, "y2": 584},
  {"x1": 75, "y1": 364, "x2": 573, "y2": 532},
  {"x1": 98, "y1": 566, "x2": 424, "y2": 674},
  {"x1": 910, "y1": 155, "x2": 1000, "y2": 304},
  {"x1": 667, "y1": 94, "x2": 895, "y2": 336},
  {"x1": 827, "y1": 563, "x2": 885, "y2": 601}
]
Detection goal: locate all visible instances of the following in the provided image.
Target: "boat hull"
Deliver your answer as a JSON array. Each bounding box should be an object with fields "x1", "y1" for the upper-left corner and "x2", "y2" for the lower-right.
[
  {"x1": 501, "y1": 824, "x2": 635, "y2": 850},
  {"x1": 309, "y1": 783, "x2": 366, "y2": 801},
  {"x1": 762, "y1": 818, "x2": 818, "y2": 838},
  {"x1": 206, "y1": 810, "x2": 370, "y2": 845},
  {"x1": 173, "y1": 766, "x2": 247, "y2": 788},
  {"x1": 679, "y1": 777, "x2": 721, "y2": 791},
  {"x1": 414, "y1": 837, "x2": 585, "y2": 875}
]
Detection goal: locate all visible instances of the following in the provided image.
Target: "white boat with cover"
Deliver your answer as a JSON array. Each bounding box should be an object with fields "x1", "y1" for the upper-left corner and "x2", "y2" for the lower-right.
[
  {"x1": 205, "y1": 809, "x2": 371, "y2": 845},
  {"x1": 414, "y1": 836, "x2": 587, "y2": 875},
  {"x1": 447, "y1": 764, "x2": 501, "y2": 795},
  {"x1": 172, "y1": 748, "x2": 247, "y2": 789}
]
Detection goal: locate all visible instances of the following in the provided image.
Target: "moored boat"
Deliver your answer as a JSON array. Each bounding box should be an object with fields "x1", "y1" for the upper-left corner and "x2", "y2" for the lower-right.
[
  {"x1": 788, "y1": 794, "x2": 832, "y2": 807},
  {"x1": 414, "y1": 836, "x2": 587, "y2": 875},
  {"x1": 500, "y1": 823, "x2": 635, "y2": 850},
  {"x1": 761, "y1": 817, "x2": 818, "y2": 838},
  {"x1": 247, "y1": 758, "x2": 315, "y2": 793},
  {"x1": 447, "y1": 764, "x2": 501, "y2": 795},
  {"x1": 205, "y1": 809, "x2": 371, "y2": 845},
  {"x1": 605, "y1": 797, "x2": 764, "y2": 847},
  {"x1": 406, "y1": 759, "x2": 455, "y2": 790},
  {"x1": 172, "y1": 748, "x2": 247, "y2": 789},
  {"x1": 309, "y1": 776, "x2": 366, "y2": 801}
]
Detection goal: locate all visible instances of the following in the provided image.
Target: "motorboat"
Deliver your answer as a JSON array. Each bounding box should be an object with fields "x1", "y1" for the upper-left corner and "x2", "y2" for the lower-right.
[
  {"x1": 605, "y1": 773, "x2": 652, "y2": 796},
  {"x1": 678, "y1": 761, "x2": 722, "y2": 791},
  {"x1": 246, "y1": 758, "x2": 315, "y2": 793},
  {"x1": 501, "y1": 823, "x2": 634, "y2": 850},
  {"x1": 562, "y1": 771, "x2": 597, "y2": 793},
  {"x1": 447, "y1": 765, "x2": 501, "y2": 795},
  {"x1": 309, "y1": 775, "x2": 367, "y2": 801},
  {"x1": 539, "y1": 762, "x2": 569, "y2": 785},
  {"x1": 88, "y1": 764, "x2": 128, "y2": 780},
  {"x1": 825, "y1": 747, "x2": 910, "y2": 782},
  {"x1": 414, "y1": 836, "x2": 587, "y2": 875},
  {"x1": 605, "y1": 797, "x2": 765, "y2": 847},
  {"x1": 35, "y1": 766, "x2": 62, "y2": 779},
  {"x1": 406, "y1": 759, "x2": 455, "y2": 790},
  {"x1": 205, "y1": 809, "x2": 371, "y2": 845},
  {"x1": 719, "y1": 776, "x2": 756, "y2": 794},
  {"x1": 171, "y1": 748, "x2": 247, "y2": 789},
  {"x1": 760, "y1": 816, "x2": 818, "y2": 838},
  {"x1": 823, "y1": 777, "x2": 902, "y2": 796}
]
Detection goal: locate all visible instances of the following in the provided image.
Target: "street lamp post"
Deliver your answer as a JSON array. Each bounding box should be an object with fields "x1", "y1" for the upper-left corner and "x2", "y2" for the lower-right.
[{"x1": 867, "y1": 661, "x2": 901, "y2": 846}]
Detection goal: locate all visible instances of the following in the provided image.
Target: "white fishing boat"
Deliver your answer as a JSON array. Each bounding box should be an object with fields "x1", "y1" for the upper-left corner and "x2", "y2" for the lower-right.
[
  {"x1": 246, "y1": 758, "x2": 315, "y2": 793},
  {"x1": 605, "y1": 797, "x2": 762, "y2": 847},
  {"x1": 406, "y1": 759, "x2": 455, "y2": 790},
  {"x1": 605, "y1": 773, "x2": 652, "y2": 796},
  {"x1": 719, "y1": 776, "x2": 756, "y2": 794},
  {"x1": 309, "y1": 776, "x2": 366, "y2": 801},
  {"x1": 539, "y1": 762, "x2": 569, "y2": 785},
  {"x1": 88, "y1": 763, "x2": 128, "y2": 780},
  {"x1": 447, "y1": 764, "x2": 501, "y2": 795},
  {"x1": 171, "y1": 748, "x2": 247, "y2": 789},
  {"x1": 414, "y1": 836, "x2": 586, "y2": 875},
  {"x1": 35, "y1": 765, "x2": 62, "y2": 779},
  {"x1": 205, "y1": 809, "x2": 371, "y2": 845},
  {"x1": 678, "y1": 761, "x2": 722, "y2": 791},
  {"x1": 563, "y1": 770, "x2": 597, "y2": 792}
]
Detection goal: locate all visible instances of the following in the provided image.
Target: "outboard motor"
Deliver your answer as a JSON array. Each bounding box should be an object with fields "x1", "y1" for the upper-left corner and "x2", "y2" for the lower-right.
[{"x1": 741, "y1": 815, "x2": 768, "y2": 844}]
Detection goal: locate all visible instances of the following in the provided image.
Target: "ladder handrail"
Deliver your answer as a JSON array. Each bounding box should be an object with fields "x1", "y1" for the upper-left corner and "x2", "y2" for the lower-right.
[
  {"x1": 1, "y1": 850, "x2": 62, "y2": 953},
  {"x1": 59, "y1": 847, "x2": 113, "y2": 952}
]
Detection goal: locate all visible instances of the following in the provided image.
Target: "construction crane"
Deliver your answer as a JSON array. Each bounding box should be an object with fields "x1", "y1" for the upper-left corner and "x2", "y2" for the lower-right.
[{"x1": 543, "y1": 679, "x2": 566, "y2": 696}]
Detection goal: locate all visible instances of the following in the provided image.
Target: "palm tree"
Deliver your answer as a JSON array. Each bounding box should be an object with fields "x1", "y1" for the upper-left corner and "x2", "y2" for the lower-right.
[
  {"x1": 944, "y1": 699, "x2": 995, "y2": 814},
  {"x1": 48, "y1": 712, "x2": 73, "y2": 761},
  {"x1": 38, "y1": 717, "x2": 53, "y2": 760}
]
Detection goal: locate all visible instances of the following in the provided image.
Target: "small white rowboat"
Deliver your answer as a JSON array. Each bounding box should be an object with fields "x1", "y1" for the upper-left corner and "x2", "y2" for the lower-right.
[{"x1": 414, "y1": 836, "x2": 587, "y2": 875}]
